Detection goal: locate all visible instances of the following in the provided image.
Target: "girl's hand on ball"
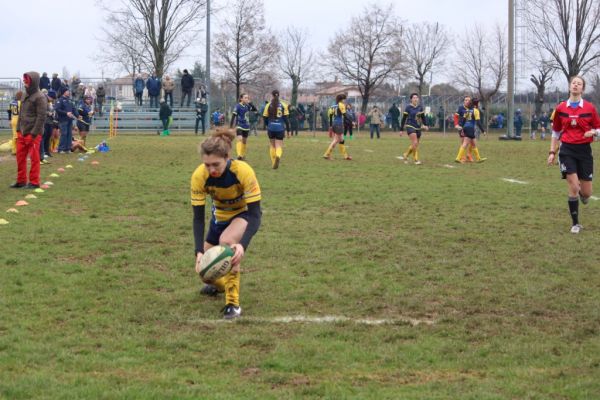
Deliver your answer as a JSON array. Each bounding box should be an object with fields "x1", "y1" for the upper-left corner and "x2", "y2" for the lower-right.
[{"x1": 230, "y1": 244, "x2": 244, "y2": 271}]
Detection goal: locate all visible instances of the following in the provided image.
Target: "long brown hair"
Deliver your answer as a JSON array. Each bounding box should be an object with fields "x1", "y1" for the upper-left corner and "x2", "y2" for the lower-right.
[
  {"x1": 200, "y1": 128, "x2": 235, "y2": 158},
  {"x1": 268, "y1": 90, "x2": 280, "y2": 119}
]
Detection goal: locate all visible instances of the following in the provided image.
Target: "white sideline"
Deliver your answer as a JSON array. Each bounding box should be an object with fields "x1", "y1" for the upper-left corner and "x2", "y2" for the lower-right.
[
  {"x1": 364, "y1": 149, "x2": 374, "y2": 153},
  {"x1": 188, "y1": 315, "x2": 435, "y2": 326},
  {"x1": 502, "y1": 178, "x2": 528, "y2": 184},
  {"x1": 442, "y1": 164, "x2": 456, "y2": 169},
  {"x1": 590, "y1": 196, "x2": 599, "y2": 201}
]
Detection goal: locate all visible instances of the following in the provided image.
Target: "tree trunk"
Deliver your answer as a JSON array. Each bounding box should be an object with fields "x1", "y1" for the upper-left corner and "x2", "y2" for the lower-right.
[
  {"x1": 535, "y1": 86, "x2": 545, "y2": 115},
  {"x1": 291, "y1": 77, "x2": 299, "y2": 107},
  {"x1": 361, "y1": 85, "x2": 371, "y2": 114},
  {"x1": 418, "y1": 76, "x2": 425, "y2": 97}
]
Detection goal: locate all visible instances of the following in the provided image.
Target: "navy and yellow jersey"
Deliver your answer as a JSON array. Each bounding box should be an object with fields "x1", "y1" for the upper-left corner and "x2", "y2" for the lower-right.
[
  {"x1": 191, "y1": 159, "x2": 261, "y2": 222},
  {"x1": 77, "y1": 102, "x2": 93, "y2": 124},
  {"x1": 328, "y1": 102, "x2": 346, "y2": 126},
  {"x1": 8, "y1": 100, "x2": 20, "y2": 120},
  {"x1": 400, "y1": 104, "x2": 425, "y2": 130},
  {"x1": 454, "y1": 105, "x2": 481, "y2": 129},
  {"x1": 263, "y1": 101, "x2": 289, "y2": 132},
  {"x1": 231, "y1": 102, "x2": 251, "y2": 130}
]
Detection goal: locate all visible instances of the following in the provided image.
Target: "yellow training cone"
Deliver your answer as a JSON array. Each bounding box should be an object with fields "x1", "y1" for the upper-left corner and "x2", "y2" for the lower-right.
[
  {"x1": 34, "y1": 188, "x2": 45, "y2": 193},
  {"x1": 43, "y1": 181, "x2": 54, "y2": 185},
  {"x1": 49, "y1": 173, "x2": 59, "y2": 177},
  {"x1": 6, "y1": 208, "x2": 19, "y2": 213},
  {"x1": 65, "y1": 165, "x2": 73, "y2": 169},
  {"x1": 0, "y1": 219, "x2": 9, "y2": 225},
  {"x1": 25, "y1": 194, "x2": 37, "y2": 199}
]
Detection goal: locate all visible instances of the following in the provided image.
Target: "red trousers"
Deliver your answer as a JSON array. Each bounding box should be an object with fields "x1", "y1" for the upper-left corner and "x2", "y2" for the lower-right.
[{"x1": 16, "y1": 133, "x2": 41, "y2": 186}]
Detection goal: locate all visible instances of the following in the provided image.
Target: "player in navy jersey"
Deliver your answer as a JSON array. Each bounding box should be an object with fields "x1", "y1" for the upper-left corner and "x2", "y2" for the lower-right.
[
  {"x1": 547, "y1": 75, "x2": 600, "y2": 234},
  {"x1": 399, "y1": 93, "x2": 428, "y2": 165},
  {"x1": 230, "y1": 93, "x2": 257, "y2": 160},
  {"x1": 454, "y1": 96, "x2": 486, "y2": 163},
  {"x1": 263, "y1": 90, "x2": 290, "y2": 169}
]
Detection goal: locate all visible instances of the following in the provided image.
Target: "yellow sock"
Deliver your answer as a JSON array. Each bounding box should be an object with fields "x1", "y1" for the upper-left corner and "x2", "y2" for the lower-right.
[
  {"x1": 404, "y1": 146, "x2": 413, "y2": 158},
  {"x1": 212, "y1": 271, "x2": 239, "y2": 305},
  {"x1": 339, "y1": 144, "x2": 348, "y2": 158},
  {"x1": 414, "y1": 148, "x2": 419, "y2": 161},
  {"x1": 275, "y1": 147, "x2": 282, "y2": 159},
  {"x1": 236, "y1": 141, "x2": 243, "y2": 158},
  {"x1": 473, "y1": 147, "x2": 481, "y2": 161},
  {"x1": 324, "y1": 143, "x2": 334, "y2": 157},
  {"x1": 269, "y1": 147, "x2": 276, "y2": 165},
  {"x1": 456, "y1": 147, "x2": 465, "y2": 161}
]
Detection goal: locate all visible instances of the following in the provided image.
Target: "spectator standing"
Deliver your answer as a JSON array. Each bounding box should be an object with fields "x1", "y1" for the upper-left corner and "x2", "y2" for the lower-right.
[
  {"x1": 40, "y1": 72, "x2": 50, "y2": 90},
  {"x1": 514, "y1": 109, "x2": 523, "y2": 138},
  {"x1": 195, "y1": 98, "x2": 208, "y2": 135},
  {"x1": 530, "y1": 113, "x2": 539, "y2": 140},
  {"x1": 134, "y1": 75, "x2": 145, "y2": 106},
  {"x1": 51, "y1": 73, "x2": 61, "y2": 91},
  {"x1": 437, "y1": 106, "x2": 445, "y2": 131},
  {"x1": 75, "y1": 83, "x2": 85, "y2": 103},
  {"x1": 344, "y1": 103, "x2": 356, "y2": 140},
  {"x1": 180, "y1": 69, "x2": 195, "y2": 107},
  {"x1": 55, "y1": 88, "x2": 77, "y2": 153},
  {"x1": 77, "y1": 96, "x2": 94, "y2": 145},
  {"x1": 320, "y1": 107, "x2": 329, "y2": 131},
  {"x1": 159, "y1": 99, "x2": 172, "y2": 136},
  {"x1": 389, "y1": 103, "x2": 400, "y2": 131},
  {"x1": 11, "y1": 72, "x2": 47, "y2": 189},
  {"x1": 367, "y1": 105, "x2": 383, "y2": 139},
  {"x1": 146, "y1": 74, "x2": 161, "y2": 108},
  {"x1": 289, "y1": 105, "x2": 300, "y2": 137},
  {"x1": 539, "y1": 111, "x2": 548, "y2": 140},
  {"x1": 7, "y1": 91, "x2": 22, "y2": 155},
  {"x1": 71, "y1": 75, "x2": 81, "y2": 93},
  {"x1": 96, "y1": 84, "x2": 106, "y2": 116},
  {"x1": 162, "y1": 75, "x2": 175, "y2": 106},
  {"x1": 41, "y1": 90, "x2": 57, "y2": 161}
]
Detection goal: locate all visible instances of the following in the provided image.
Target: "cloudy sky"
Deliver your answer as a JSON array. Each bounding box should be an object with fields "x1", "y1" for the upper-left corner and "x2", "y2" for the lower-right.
[{"x1": 1, "y1": 0, "x2": 507, "y2": 82}]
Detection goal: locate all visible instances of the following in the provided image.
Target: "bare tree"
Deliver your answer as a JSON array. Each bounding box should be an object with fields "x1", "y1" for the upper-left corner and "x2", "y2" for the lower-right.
[
  {"x1": 98, "y1": 0, "x2": 206, "y2": 77},
  {"x1": 97, "y1": 19, "x2": 146, "y2": 81},
  {"x1": 279, "y1": 27, "x2": 315, "y2": 107},
  {"x1": 213, "y1": 0, "x2": 279, "y2": 100},
  {"x1": 454, "y1": 24, "x2": 507, "y2": 121},
  {"x1": 530, "y1": 61, "x2": 555, "y2": 115},
  {"x1": 404, "y1": 22, "x2": 448, "y2": 96},
  {"x1": 326, "y1": 3, "x2": 403, "y2": 113},
  {"x1": 526, "y1": 0, "x2": 600, "y2": 83}
]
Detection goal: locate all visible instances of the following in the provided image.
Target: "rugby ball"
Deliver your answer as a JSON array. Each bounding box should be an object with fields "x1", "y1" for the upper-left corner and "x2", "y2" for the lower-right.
[{"x1": 198, "y1": 245, "x2": 235, "y2": 282}]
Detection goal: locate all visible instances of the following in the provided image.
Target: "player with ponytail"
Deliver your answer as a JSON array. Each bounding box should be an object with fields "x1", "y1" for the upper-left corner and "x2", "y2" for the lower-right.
[
  {"x1": 262, "y1": 90, "x2": 290, "y2": 169},
  {"x1": 191, "y1": 128, "x2": 262, "y2": 319}
]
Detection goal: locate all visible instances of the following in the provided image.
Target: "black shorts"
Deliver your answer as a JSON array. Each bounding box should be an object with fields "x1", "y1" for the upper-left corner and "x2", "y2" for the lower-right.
[
  {"x1": 206, "y1": 211, "x2": 249, "y2": 245},
  {"x1": 559, "y1": 142, "x2": 594, "y2": 181},
  {"x1": 77, "y1": 123, "x2": 90, "y2": 132},
  {"x1": 406, "y1": 127, "x2": 421, "y2": 139},
  {"x1": 267, "y1": 130, "x2": 285, "y2": 140},
  {"x1": 462, "y1": 127, "x2": 476, "y2": 139},
  {"x1": 236, "y1": 128, "x2": 249, "y2": 138},
  {"x1": 332, "y1": 123, "x2": 344, "y2": 135}
]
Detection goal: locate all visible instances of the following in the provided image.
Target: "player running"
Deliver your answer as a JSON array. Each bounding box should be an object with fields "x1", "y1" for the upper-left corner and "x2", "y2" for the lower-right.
[
  {"x1": 230, "y1": 93, "x2": 257, "y2": 161},
  {"x1": 323, "y1": 93, "x2": 352, "y2": 161},
  {"x1": 191, "y1": 128, "x2": 262, "y2": 319},
  {"x1": 262, "y1": 90, "x2": 290, "y2": 169},
  {"x1": 547, "y1": 75, "x2": 600, "y2": 234}
]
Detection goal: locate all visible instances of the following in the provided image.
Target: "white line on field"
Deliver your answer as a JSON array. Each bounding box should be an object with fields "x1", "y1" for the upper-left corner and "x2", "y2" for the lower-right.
[
  {"x1": 364, "y1": 149, "x2": 374, "y2": 153},
  {"x1": 442, "y1": 164, "x2": 456, "y2": 169},
  {"x1": 188, "y1": 315, "x2": 435, "y2": 326},
  {"x1": 502, "y1": 178, "x2": 528, "y2": 185},
  {"x1": 590, "y1": 196, "x2": 599, "y2": 201}
]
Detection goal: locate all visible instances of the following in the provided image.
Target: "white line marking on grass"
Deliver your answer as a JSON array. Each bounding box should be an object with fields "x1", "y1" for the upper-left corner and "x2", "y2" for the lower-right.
[
  {"x1": 442, "y1": 164, "x2": 456, "y2": 169},
  {"x1": 502, "y1": 178, "x2": 528, "y2": 185},
  {"x1": 364, "y1": 149, "x2": 374, "y2": 153},
  {"x1": 590, "y1": 196, "x2": 599, "y2": 201},
  {"x1": 188, "y1": 315, "x2": 435, "y2": 326}
]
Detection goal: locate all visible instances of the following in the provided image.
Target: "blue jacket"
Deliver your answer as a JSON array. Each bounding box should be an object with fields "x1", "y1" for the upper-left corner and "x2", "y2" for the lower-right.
[
  {"x1": 134, "y1": 78, "x2": 145, "y2": 94},
  {"x1": 146, "y1": 77, "x2": 161, "y2": 96},
  {"x1": 54, "y1": 96, "x2": 77, "y2": 123}
]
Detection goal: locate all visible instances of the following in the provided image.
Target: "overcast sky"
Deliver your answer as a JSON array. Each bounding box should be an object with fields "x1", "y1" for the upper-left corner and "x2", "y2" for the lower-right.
[{"x1": 1, "y1": 0, "x2": 508, "y2": 83}]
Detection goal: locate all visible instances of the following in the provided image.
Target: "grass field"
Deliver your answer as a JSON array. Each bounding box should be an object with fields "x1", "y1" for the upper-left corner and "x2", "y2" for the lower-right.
[{"x1": 1, "y1": 130, "x2": 599, "y2": 399}]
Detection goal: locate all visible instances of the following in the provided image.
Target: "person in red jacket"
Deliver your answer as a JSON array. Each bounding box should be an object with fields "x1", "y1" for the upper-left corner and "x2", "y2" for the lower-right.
[
  {"x1": 547, "y1": 75, "x2": 600, "y2": 233},
  {"x1": 10, "y1": 72, "x2": 47, "y2": 189}
]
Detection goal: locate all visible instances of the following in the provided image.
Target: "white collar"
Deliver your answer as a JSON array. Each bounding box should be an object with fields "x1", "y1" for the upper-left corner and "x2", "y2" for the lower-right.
[{"x1": 567, "y1": 98, "x2": 584, "y2": 108}]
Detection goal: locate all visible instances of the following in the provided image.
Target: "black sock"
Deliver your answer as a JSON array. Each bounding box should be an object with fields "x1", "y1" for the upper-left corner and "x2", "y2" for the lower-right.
[{"x1": 568, "y1": 197, "x2": 579, "y2": 225}]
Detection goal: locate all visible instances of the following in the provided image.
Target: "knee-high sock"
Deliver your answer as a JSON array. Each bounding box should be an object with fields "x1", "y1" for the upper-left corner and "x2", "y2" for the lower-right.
[
  {"x1": 413, "y1": 148, "x2": 419, "y2": 161},
  {"x1": 269, "y1": 147, "x2": 276, "y2": 165},
  {"x1": 236, "y1": 141, "x2": 243, "y2": 158},
  {"x1": 339, "y1": 143, "x2": 348, "y2": 158},
  {"x1": 568, "y1": 196, "x2": 579, "y2": 225},
  {"x1": 404, "y1": 146, "x2": 413, "y2": 158},
  {"x1": 456, "y1": 147, "x2": 466, "y2": 161},
  {"x1": 472, "y1": 147, "x2": 482, "y2": 161},
  {"x1": 212, "y1": 272, "x2": 240, "y2": 306},
  {"x1": 275, "y1": 147, "x2": 282, "y2": 159}
]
